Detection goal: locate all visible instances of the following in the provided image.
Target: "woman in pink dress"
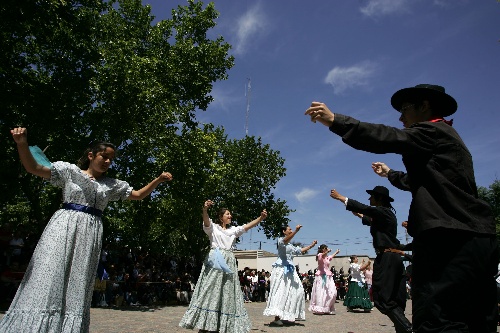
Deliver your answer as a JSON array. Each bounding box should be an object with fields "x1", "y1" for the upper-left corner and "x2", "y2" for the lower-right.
[
  {"x1": 308, "y1": 245, "x2": 340, "y2": 314},
  {"x1": 363, "y1": 261, "x2": 374, "y2": 302}
]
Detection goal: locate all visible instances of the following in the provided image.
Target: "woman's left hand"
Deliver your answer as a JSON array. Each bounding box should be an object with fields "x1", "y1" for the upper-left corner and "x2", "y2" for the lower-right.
[
  {"x1": 158, "y1": 172, "x2": 173, "y2": 182},
  {"x1": 260, "y1": 209, "x2": 268, "y2": 220}
]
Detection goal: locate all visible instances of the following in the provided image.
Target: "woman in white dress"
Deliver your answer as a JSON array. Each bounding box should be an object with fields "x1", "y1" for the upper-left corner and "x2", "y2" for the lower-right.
[
  {"x1": 179, "y1": 200, "x2": 267, "y2": 333},
  {"x1": 0, "y1": 127, "x2": 172, "y2": 333},
  {"x1": 343, "y1": 256, "x2": 372, "y2": 312},
  {"x1": 263, "y1": 225, "x2": 317, "y2": 326}
]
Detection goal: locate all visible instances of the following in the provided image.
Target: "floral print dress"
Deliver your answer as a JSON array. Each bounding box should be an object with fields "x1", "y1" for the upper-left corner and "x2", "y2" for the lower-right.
[{"x1": 0, "y1": 161, "x2": 132, "y2": 333}]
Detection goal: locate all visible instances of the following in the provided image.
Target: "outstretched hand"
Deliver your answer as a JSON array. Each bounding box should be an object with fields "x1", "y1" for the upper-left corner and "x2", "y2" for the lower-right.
[
  {"x1": 330, "y1": 189, "x2": 346, "y2": 202},
  {"x1": 11, "y1": 127, "x2": 28, "y2": 145},
  {"x1": 295, "y1": 225, "x2": 303, "y2": 232},
  {"x1": 372, "y1": 162, "x2": 390, "y2": 178},
  {"x1": 305, "y1": 102, "x2": 335, "y2": 127}
]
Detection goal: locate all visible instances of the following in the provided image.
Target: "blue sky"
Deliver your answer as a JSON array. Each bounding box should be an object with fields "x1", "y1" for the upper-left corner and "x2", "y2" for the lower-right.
[{"x1": 144, "y1": 0, "x2": 500, "y2": 257}]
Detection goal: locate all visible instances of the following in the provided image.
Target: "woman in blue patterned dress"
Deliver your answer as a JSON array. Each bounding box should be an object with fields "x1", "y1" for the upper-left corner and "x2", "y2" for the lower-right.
[
  {"x1": 179, "y1": 199, "x2": 267, "y2": 333},
  {"x1": 0, "y1": 127, "x2": 173, "y2": 333},
  {"x1": 263, "y1": 225, "x2": 317, "y2": 326}
]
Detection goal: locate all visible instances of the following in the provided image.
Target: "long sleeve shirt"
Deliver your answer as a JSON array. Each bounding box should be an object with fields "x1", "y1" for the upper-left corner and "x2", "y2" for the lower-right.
[{"x1": 329, "y1": 114, "x2": 495, "y2": 239}]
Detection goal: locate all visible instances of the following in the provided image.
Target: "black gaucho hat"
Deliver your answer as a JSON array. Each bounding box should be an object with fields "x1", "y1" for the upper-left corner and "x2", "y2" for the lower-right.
[
  {"x1": 366, "y1": 185, "x2": 394, "y2": 202},
  {"x1": 391, "y1": 84, "x2": 457, "y2": 117}
]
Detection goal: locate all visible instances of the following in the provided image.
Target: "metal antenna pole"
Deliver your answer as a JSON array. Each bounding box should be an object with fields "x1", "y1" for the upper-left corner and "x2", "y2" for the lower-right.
[{"x1": 245, "y1": 78, "x2": 251, "y2": 136}]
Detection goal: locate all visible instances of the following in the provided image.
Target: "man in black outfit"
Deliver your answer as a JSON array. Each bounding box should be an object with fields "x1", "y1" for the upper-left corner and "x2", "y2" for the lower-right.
[
  {"x1": 330, "y1": 186, "x2": 411, "y2": 333},
  {"x1": 305, "y1": 84, "x2": 498, "y2": 332}
]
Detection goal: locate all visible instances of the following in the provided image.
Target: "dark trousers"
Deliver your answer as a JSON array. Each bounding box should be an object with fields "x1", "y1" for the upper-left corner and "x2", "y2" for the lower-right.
[
  {"x1": 412, "y1": 228, "x2": 499, "y2": 333},
  {"x1": 373, "y1": 251, "x2": 412, "y2": 332}
]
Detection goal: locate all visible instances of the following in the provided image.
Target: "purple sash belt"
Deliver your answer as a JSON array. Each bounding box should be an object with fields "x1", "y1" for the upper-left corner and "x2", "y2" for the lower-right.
[{"x1": 62, "y1": 203, "x2": 102, "y2": 217}]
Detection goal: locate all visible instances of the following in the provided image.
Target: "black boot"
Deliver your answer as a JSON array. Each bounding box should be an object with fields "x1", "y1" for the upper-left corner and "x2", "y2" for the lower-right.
[{"x1": 387, "y1": 307, "x2": 413, "y2": 333}]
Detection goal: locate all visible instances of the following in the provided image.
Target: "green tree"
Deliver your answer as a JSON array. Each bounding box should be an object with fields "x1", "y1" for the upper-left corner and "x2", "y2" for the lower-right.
[
  {"x1": 1, "y1": 0, "x2": 108, "y2": 236},
  {"x1": 478, "y1": 179, "x2": 500, "y2": 241},
  {"x1": 1, "y1": 0, "x2": 292, "y2": 256},
  {"x1": 105, "y1": 125, "x2": 292, "y2": 255}
]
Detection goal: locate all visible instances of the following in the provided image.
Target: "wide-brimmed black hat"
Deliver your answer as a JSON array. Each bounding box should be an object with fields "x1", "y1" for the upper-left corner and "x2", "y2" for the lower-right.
[
  {"x1": 391, "y1": 84, "x2": 457, "y2": 117},
  {"x1": 366, "y1": 186, "x2": 394, "y2": 202}
]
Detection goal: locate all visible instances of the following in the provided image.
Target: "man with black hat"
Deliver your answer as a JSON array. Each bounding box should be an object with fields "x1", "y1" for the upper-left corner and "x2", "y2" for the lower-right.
[
  {"x1": 330, "y1": 185, "x2": 412, "y2": 333},
  {"x1": 305, "y1": 84, "x2": 498, "y2": 332}
]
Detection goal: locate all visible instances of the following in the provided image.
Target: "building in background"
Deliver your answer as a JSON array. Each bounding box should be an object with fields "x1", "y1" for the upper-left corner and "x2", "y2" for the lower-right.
[{"x1": 234, "y1": 250, "x2": 373, "y2": 274}]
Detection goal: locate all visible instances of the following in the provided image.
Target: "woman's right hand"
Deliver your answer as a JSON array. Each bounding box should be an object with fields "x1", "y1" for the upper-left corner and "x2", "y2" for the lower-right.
[
  {"x1": 203, "y1": 200, "x2": 214, "y2": 209},
  {"x1": 11, "y1": 127, "x2": 28, "y2": 145}
]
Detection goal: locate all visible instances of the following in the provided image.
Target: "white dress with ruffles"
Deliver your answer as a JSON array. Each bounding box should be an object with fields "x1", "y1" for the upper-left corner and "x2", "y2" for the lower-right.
[
  {"x1": 179, "y1": 219, "x2": 251, "y2": 333},
  {"x1": 263, "y1": 237, "x2": 305, "y2": 322}
]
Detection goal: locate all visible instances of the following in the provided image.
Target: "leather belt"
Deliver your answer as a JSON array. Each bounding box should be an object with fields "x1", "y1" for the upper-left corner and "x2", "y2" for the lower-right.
[{"x1": 384, "y1": 248, "x2": 405, "y2": 255}]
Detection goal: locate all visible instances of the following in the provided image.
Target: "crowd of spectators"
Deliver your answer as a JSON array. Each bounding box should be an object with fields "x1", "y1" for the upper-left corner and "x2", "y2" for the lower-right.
[
  {"x1": 299, "y1": 266, "x2": 350, "y2": 302},
  {"x1": 0, "y1": 224, "x2": 206, "y2": 310},
  {"x1": 1, "y1": 225, "x2": 408, "y2": 310}
]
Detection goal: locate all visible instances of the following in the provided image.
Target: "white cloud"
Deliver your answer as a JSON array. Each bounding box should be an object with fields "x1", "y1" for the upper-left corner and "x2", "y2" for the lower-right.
[
  {"x1": 324, "y1": 61, "x2": 377, "y2": 95},
  {"x1": 294, "y1": 188, "x2": 319, "y2": 203},
  {"x1": 233, "y1": 4, "x2": 268, "y2": 55},
  {"x1": 360, "y1": 0, "x2": 409, "y2": 17}
]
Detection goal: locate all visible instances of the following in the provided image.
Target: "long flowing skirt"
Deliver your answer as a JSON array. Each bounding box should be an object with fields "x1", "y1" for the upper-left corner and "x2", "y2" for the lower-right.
[
  {"x1": 309, "y1": 274, "x2": 337, "y2": 314},
  {"x1": 263, "y1": 265, "x2": 305, "y2": 322},
  {"x1": 0, "y1": 210, "x2": 102, "y2": 333},
  {"x1": 179, "y1": 248, "x2": 251, "y2": 333},
  {"x1": 343, "y1": 280, "x2": 372, "y2": 310}
]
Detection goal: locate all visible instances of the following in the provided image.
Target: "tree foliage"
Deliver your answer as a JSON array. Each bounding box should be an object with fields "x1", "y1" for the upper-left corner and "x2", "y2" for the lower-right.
[
  {"x1": 478, "y1": 179, "x2": 500, "y2": 241},
  {"x1": 0, "y1": 0, "x2": 292, "y2": 256}
]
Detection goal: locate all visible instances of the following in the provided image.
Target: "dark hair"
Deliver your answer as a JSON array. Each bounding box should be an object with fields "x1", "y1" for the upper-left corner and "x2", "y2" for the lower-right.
[
  {"x1": 216, "y1": 207, "x2": 229, "y2": 227},
  {"x1": 77, "y1": 141, "x2": 116, "y2": 170},
  {"x1": 276, "y1": 225, "x2": 289, "y2": 249},
  {"x1": 372, "y1": 193, "x2": 397, "y2": 214},
  {"x1": 316, "y1": 244, "x2": 327, "y2": 261},
  {"x1": 349, "y1": 255, "x2": 357, "y2": 263}
]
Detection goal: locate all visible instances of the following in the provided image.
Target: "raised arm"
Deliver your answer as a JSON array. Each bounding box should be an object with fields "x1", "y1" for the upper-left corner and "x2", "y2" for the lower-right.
[
  {"x1": 128, "y1": 172, "x2": 173, "y2": 200},
  {"x1": 372, "y1": 162, "x2": 391, "y2": 178},
  {"x1": 305, "y1": 102, "x2": 335, "y2": 127},
  {"x1": 301, "y1": 240, "x2": 318, "y2": 254},
  {"x1": 283, "y1": 225, "x2": 302, "y2": 244},
  {"x1": 329, "y1": 248, "x2": 341, "y2": 259},
  {"x1": 243, "y1": 209, "x2": 267, "y2": 231},
  {"x1": 373, "y1": 161, "x2": 411, "y2": 191},
  {"x1": 330, "y1": 188, "x2": 347, "y2": 204},
  {"x1": 202, "y1": 200, "x2": 214, "y2": 228},
  {"x1": 360, "y1": 259, "x2": 370, "y2": 271},
  {"x1": 11, "y1": 127, "x2": 51, "y2": 179}
]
